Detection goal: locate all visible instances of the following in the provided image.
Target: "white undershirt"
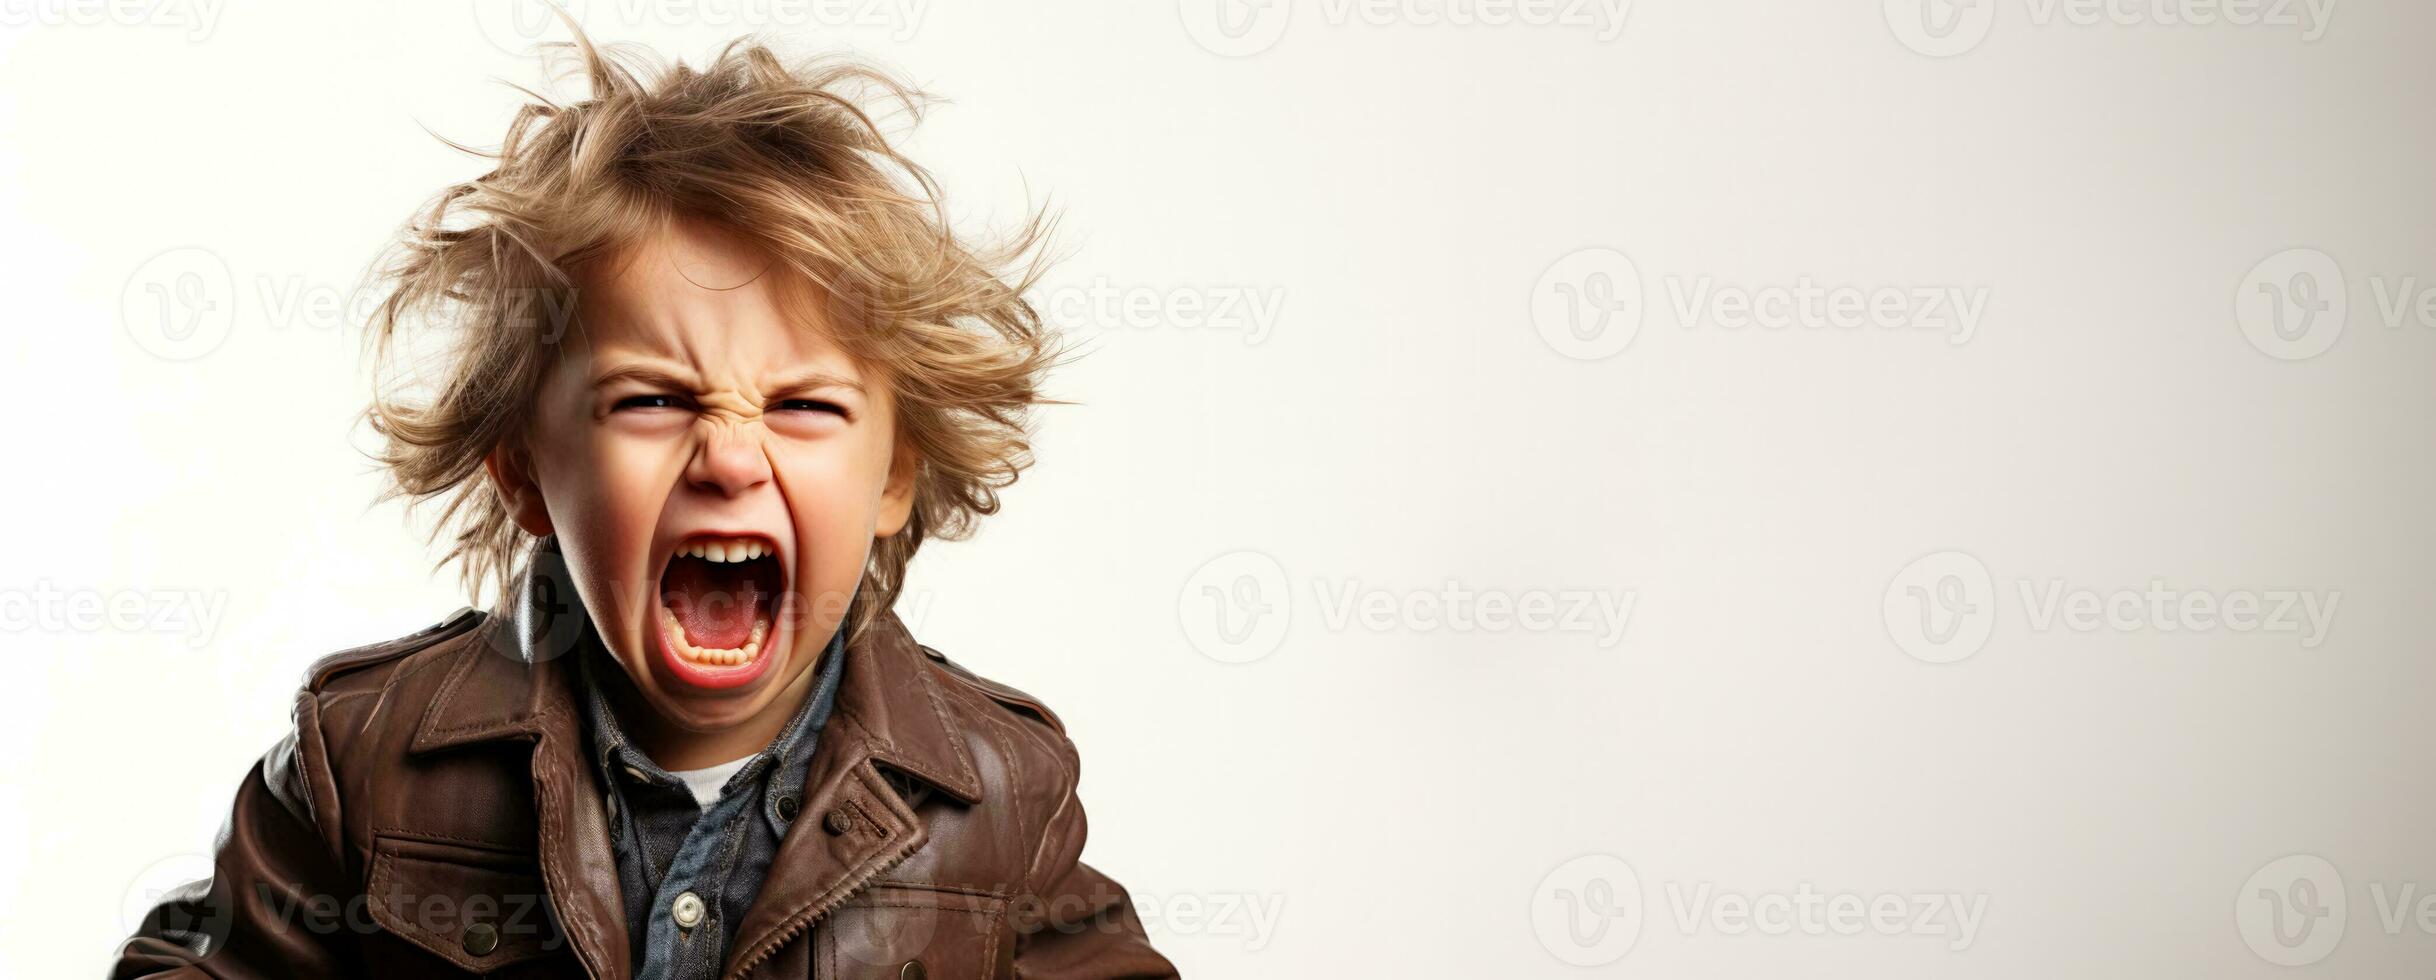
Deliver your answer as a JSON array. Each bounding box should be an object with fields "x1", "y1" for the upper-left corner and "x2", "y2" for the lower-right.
[{"x1": 667, "y1": 754, "x2": 755, "y2": 810}]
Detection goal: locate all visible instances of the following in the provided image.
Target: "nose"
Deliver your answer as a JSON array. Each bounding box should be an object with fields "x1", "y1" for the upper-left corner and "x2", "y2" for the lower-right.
[{"x1": 683, "y1": 420, "x2": 772, "y2": 498}]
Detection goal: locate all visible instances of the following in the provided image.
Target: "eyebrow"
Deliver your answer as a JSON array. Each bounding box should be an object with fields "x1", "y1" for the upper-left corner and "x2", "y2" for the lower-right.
[{"x1": 764, "y1": 368, "x2": 867, "y2": 397}]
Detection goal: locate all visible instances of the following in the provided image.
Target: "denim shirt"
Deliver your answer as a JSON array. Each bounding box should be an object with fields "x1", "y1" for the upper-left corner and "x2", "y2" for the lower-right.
[{"x1": 573, "y1": 626, "x2": 849, "y2": 980}]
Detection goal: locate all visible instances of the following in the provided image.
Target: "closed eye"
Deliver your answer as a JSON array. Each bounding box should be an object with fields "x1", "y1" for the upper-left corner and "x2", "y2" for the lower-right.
[
  {"x1": 613, "y1": 393, "x2": 688, "y2": 411},
  {"x1": 776, "y1": 398, "x2": 849, "y2": 417}
]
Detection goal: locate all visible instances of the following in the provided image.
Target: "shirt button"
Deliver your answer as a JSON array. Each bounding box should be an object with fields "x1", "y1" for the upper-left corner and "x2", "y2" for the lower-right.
[
  {"x1": 900, "y1": 960, "x2": 928, "y2": 980},
  {"x1": 777, "y1": 795, "x2": 800, "y2": 820},
  {"x1": 671, "y1": 891, "x2": 706, "y2": 930}
]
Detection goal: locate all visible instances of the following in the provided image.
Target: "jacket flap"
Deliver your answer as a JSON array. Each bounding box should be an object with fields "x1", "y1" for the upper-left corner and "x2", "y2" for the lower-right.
[{"x1": 367, "y1": 832, "x2": 569, "y2": 973}]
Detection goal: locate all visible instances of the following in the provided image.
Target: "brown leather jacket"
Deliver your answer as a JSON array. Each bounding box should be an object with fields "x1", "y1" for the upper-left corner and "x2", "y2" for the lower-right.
[{"x1": 111, "y1": 606, "x2": 1178, "y2": 979}]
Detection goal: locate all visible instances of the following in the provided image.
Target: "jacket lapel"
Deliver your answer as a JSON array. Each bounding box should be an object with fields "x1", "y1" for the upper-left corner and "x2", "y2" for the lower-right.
[
  {"x1": 407, "y1": 543, "x2": 633, "y2": 980},
  {"x1": 720, "y1": 609, "x2": 985, "y2": 978}
]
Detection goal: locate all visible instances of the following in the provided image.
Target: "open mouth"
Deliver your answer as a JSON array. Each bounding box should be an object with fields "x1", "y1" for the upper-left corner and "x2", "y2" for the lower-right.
[{"x1": 654, "y1": 533, "x2": 785, "y2": 687}]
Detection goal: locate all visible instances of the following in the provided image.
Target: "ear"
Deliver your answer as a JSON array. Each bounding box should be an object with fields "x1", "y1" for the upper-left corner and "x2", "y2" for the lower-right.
[
  {"x1": 484, "y1": 444, "x2": 555, "y2": 537},
  {"x1": 873, "y1": 436, "x2": 918, "y2": 539}
]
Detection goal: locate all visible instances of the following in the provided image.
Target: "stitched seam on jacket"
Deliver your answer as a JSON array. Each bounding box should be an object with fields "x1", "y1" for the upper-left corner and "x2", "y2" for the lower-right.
[
  {"x1": 295, "y1": 692, "x2": 349, "y2": 871},
  {"x1": 919, "y1": 661, "x2": 982, "y2": 790}
]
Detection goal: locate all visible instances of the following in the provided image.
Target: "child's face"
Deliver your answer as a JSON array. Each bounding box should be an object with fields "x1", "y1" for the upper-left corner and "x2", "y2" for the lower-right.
[{"x1": 490, "y1": 216, "x2": 914, "y2": 733}]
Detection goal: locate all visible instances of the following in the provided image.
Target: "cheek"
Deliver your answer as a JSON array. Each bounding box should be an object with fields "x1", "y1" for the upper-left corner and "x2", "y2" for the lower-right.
[
  {"x1": 554, "y1": 435, "x2": 666, "y2": 532},
  {"x1": 768, "y1": 437, "x2": 893, "y2": 606},
  {"x1": 529, "y1": 414, "x2": 684, "y2": 613}
]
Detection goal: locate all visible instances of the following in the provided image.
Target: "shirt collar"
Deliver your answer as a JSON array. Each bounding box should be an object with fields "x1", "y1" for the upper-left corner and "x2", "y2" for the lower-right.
[{"x1": 572, "y1": 587, "x2": 851, "y2": 836}]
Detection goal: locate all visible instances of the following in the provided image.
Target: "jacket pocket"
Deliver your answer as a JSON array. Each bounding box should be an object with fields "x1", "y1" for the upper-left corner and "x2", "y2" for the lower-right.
[
  {"x1": 366, "y1": 832, "x2": 569, "y2": 974},
  {"x1": 816, "y1": 882, "x2": 1011, "y2": 979}
]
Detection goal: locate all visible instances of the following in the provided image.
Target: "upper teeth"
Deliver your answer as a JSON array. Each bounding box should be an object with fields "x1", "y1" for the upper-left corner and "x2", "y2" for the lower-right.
[{"x1": 681, "y1": 537, "x2": 768, "y2": 563}]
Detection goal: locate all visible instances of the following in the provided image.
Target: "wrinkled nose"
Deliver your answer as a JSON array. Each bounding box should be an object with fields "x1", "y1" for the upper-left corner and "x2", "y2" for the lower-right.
[{"x1": 684, "y1": 422, "x2": 772, "y2": 498}]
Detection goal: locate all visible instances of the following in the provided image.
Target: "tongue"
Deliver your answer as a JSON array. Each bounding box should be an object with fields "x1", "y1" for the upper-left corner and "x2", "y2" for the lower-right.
[{"x1": 662, "y1": 556, "x2": 766, "y2": 651}]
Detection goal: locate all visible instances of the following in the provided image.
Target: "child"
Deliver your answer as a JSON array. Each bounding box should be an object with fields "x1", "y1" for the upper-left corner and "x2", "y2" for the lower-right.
[{"x1": 112, "y1": 24, "x2": 1176, "y2": 980}]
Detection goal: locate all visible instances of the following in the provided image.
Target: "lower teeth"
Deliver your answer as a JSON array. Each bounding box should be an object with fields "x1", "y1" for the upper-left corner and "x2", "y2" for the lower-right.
[{"x1": 660, "y1": 606, "x2": 769, "y2": 666}]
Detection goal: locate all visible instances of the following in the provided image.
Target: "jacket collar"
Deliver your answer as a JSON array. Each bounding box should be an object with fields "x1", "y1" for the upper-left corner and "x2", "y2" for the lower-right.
[
  {"x1": 405, "y1": 541, "x2": 985, "y2": 978},
  {"x1": 407, "y1": 539, "x2": 984, "y2": 806}
]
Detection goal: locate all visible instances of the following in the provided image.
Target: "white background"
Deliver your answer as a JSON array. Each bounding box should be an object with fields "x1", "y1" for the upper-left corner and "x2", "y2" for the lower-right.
[{"x1": 3, "y1": 0, "x2": 2432, "y2": 976}]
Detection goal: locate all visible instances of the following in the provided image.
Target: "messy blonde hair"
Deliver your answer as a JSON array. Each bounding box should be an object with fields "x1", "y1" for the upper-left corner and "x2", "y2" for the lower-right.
[{"x1": 363, "y1": 19, "x2": 1062, "y2": 642}]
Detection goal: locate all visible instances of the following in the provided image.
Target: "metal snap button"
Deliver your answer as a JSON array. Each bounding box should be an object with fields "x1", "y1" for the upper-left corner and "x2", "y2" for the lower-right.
[
  {"x1": 462, "y1": 922, "x2": 499, "y2": 956},
  {"x1": 671, "y1": 890, "x2": 706, "y2": 930},
  {"x1": 823, "y1": 806, "x2": 855, "y2": 835},
  {"x1": 777, "y1": 794, "x2": 800, "y2": 820},
  {"x1": 900, "y1": 959, "x2": 927, "y2": 980}
]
